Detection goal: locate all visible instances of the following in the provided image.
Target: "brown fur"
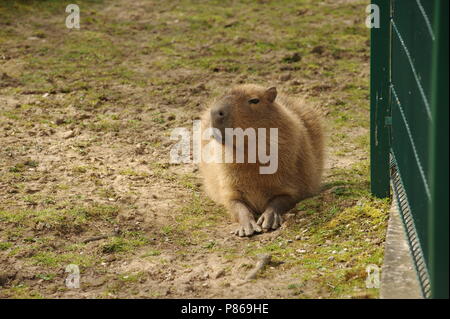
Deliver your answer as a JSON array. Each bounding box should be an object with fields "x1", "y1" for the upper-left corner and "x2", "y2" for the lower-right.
[{"x1": 199, "y1": 84, "x2": 324, "y2": 234}]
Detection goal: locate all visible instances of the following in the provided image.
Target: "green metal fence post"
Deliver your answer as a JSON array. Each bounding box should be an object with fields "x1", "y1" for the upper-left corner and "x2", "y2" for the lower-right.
[
  {"x1": 428, "y1": 0, "x2": 449, "y2": 299},
  {"x1": 370, "y1": 0, "x2": 391, "y2": 198}
]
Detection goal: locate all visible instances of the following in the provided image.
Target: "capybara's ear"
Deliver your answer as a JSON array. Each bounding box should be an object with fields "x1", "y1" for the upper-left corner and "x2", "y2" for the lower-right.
[{"x1": 265, "y1": 87, "x2": 277, "y2": 103}]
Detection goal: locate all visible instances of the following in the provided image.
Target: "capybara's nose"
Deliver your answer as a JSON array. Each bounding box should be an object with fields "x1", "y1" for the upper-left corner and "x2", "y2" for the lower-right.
[{"x1": 210, "y1": 105, "x2": 228, "y2": 127}]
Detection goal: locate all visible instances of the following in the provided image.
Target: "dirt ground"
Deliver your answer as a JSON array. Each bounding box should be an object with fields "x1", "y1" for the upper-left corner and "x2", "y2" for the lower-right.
[{"x1": 0, "y1": 0, "x2": 390, "y2": 298}]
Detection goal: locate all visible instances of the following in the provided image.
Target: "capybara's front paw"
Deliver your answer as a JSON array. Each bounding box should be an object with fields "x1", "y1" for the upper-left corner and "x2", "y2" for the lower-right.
[
  {"x1": 257, "y1": 210, "x2": 283, "y2": 231},
  {"x1": 232, "y1": 219, "x2": 262, "y2": 237}
]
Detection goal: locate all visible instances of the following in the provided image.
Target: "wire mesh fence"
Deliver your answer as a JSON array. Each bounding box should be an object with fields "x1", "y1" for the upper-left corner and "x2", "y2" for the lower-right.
[{"x1": 370, "y1": 0, "x2": 448, "y2": 299}]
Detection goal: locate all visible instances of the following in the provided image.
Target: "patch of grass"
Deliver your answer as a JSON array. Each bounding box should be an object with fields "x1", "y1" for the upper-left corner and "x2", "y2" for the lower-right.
[
  {"x1": 119, "y1": 169, "x2": 148, "y2": 177},
  {"x1": 0, "y1": 204, "x2": 119, "y2": 234},
  {"x1": 31, "y1": 251, "x2": 95, "y2": 268},
  {"x1": 0, "y1": 242, "x2": 13, "y2": 251},
  {"x1": 141, "y1": 249, "x2": 161, "y2": 257},
  {"x1": 89, "y1": 118, "x2": 122, "y2": 132},
  {"x1": 101, "y1": 234, "x2": 149, "y2": 254},
  {"x1": 8, "y1": 159, "x2": 38, "y2": 173},
  {"x1": 179, "y1": 173, "x2": 200, "y2": 191},
  {"x1": 0, "y1": 284, "x2": 43, "y2": 299},
  {"x1": 176, "y1": 193, "x2": 224, "y2": 232},
  {"x1": 36, "y1": 273, "x2": 57, "y2": 281},
  {"x1": 72, "y1": 166, "x2": 89, "y2": 174},
  {"x1": 118, "y1": 272, "x2": 144, "y2": 283}
]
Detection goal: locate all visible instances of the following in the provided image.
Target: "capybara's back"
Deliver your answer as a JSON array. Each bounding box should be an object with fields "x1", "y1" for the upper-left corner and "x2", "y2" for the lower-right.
[{"x1": 277, "y1": 94, "x2": 324, "y2": 195}]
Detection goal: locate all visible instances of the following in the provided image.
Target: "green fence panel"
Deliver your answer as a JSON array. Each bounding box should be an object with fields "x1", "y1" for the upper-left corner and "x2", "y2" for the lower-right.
[
  {"x1": 428, "y1": 0, "x2": 449, "y2": 300},
  {"x1": 390, "y1": 0, "x2": 433, "y2": 264},
  {"x1": 370, "y1": 0, "x2": 391, "y2": 198},
  {"x1": 371, "y1": 0, "x2": 448, "y2": 298}
]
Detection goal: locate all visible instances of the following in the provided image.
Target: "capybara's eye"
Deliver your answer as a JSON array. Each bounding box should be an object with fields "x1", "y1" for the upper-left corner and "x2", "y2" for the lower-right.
[{"x1": 248, "y1": 98, "x2": 260, "y2": 104}]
